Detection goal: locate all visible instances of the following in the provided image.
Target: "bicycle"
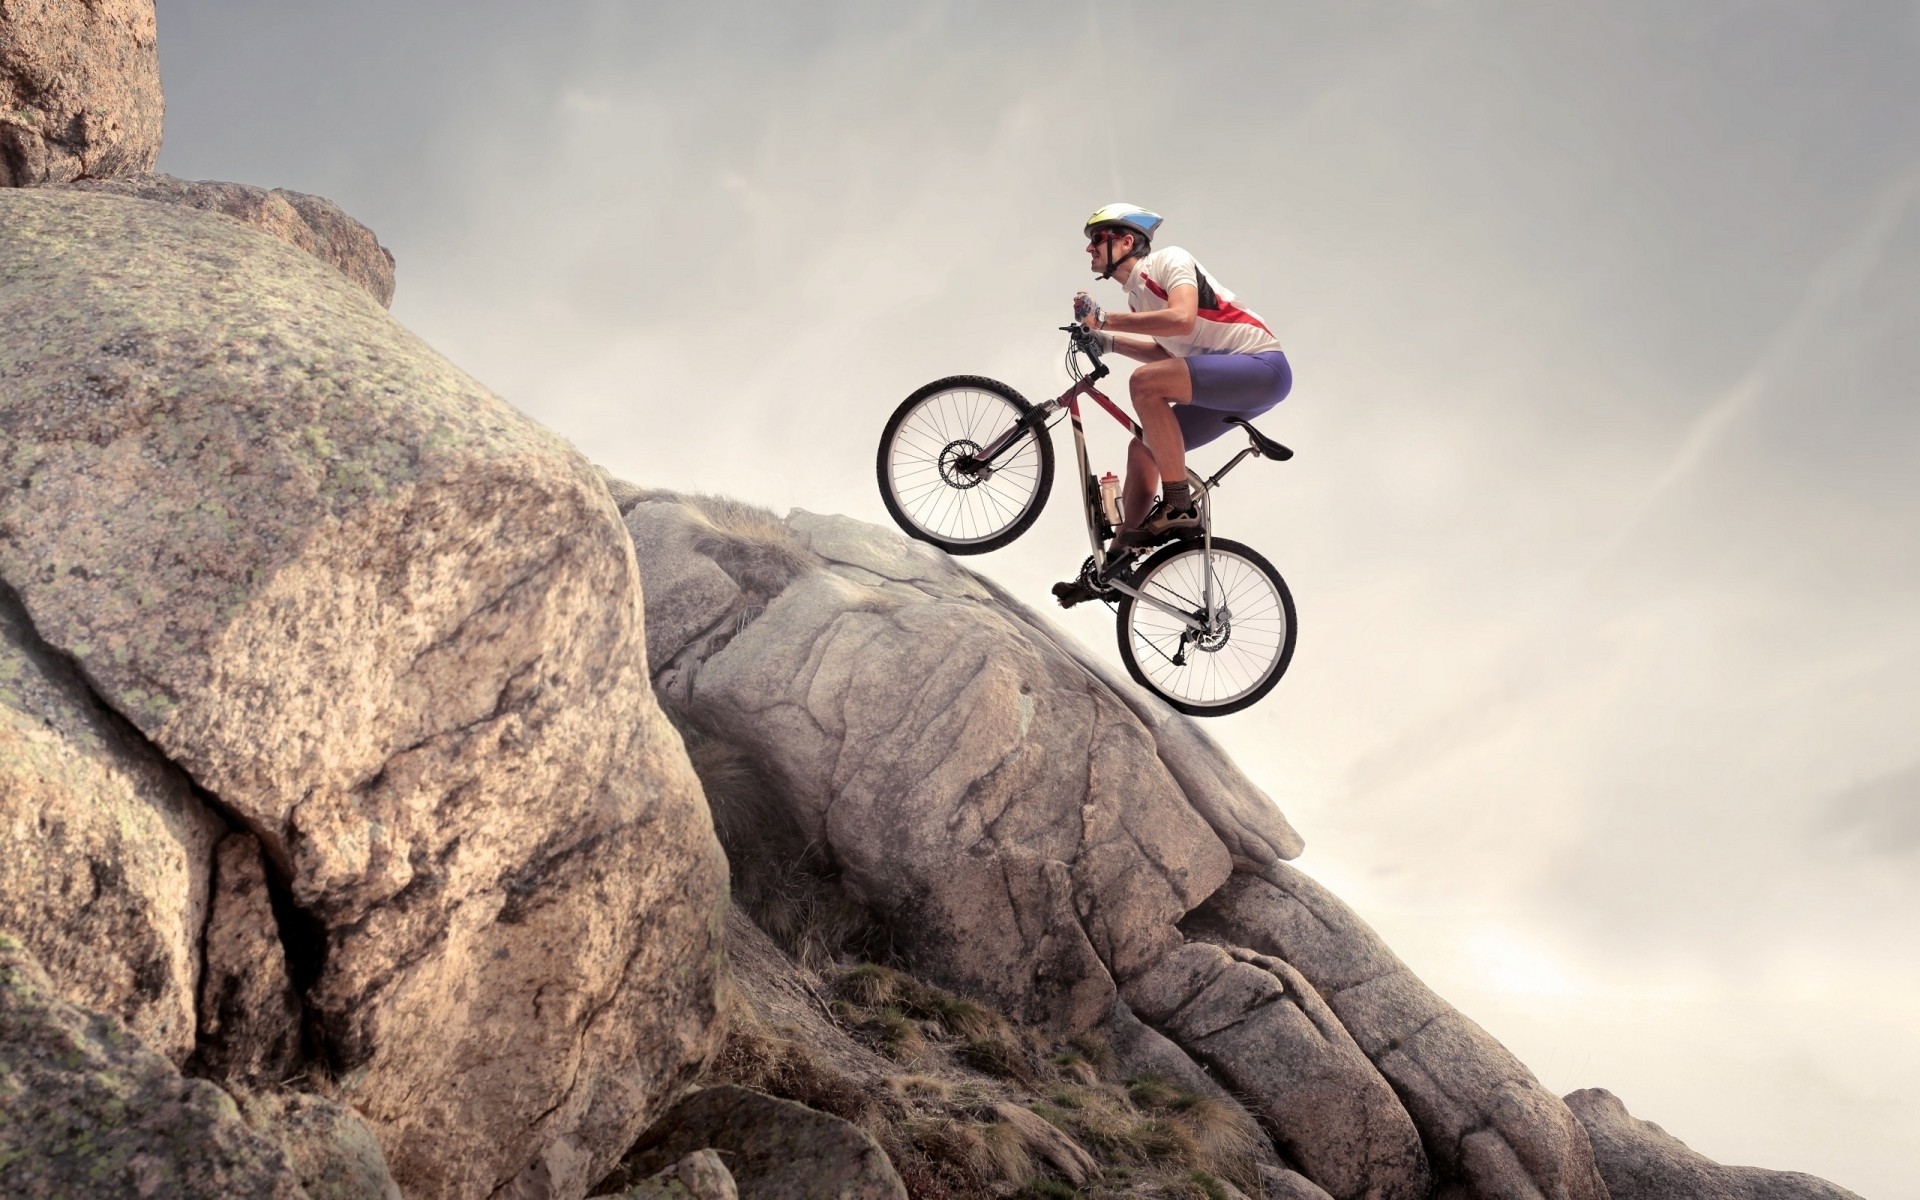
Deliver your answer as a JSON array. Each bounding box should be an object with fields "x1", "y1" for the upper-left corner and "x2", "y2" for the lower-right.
[{"x1": 875, "y1": 325, "x2": 1297, "y2": 716}]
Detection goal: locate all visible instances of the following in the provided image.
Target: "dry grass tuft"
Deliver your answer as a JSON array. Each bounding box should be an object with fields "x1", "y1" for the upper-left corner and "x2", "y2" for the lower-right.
[
  {"x1": 658, "y1": 700, "x2": 887, "y2": 971},
  {"x1": 832, "y1": 965, "x2": 1009, "y2": 1043},
  {"x1": 976, "y1": 1116, "x2": 1039, "y2": 1184},
  {"x1": 1121, "y1": 1074, "x2": 1268, "y2": 1192},
  {"x1": 1051, "y1": 1028, "x2": 1119, "y2": 1086},
  {"x1": 677, "y1": 491, "x2": 820, "y2": 601},
  {"x1": 889, "y1": 1074, "x2": 954, "y2": 1101},
  {"x1": 702, "y1": 1014, "x2": 881, "y2": 1128},
  {"x1": 957, "y1": 1033, "x2": 1036, "y2": 1085},
  {"x1": 864, "y1": 1007, "x2": 933, "y2": 1065}
]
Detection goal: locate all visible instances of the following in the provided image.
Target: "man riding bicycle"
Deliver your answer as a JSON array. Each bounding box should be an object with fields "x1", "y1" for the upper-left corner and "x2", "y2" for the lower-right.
[{"x1": 1055, "y1": 203, "x2": 1291, "y2": 608}]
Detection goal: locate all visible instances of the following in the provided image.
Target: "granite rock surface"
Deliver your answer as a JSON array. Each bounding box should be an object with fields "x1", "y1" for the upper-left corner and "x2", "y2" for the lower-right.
[
  {"x1": 1187, "y1": 864, "x2": 1610, "y2": 1200},
  {"x1": 622, "y1": 495, "x2": 1301, "y2": 1036},
  {"x1": 0, "y1": 0, "x2": 162, "y2": 186},
  {"x1": 0, "y1": 932, "x2": 310, "y2": 1199},
  {"x1": 59, "y1": 173, "x2": 397, "y2": 305},
  {"x1": 0, "y1": 578, "x2": 222, "y2": 1065},
  {"x1": 0, "y1": 187, "x2": 729, "y2": 1200},
  {"x1": 611, "y1": 1085, "x2": 908, "y2": 1200},
  {"x1": 1567, "y1": 1088, "x2": 1862, "y2": 1200}
]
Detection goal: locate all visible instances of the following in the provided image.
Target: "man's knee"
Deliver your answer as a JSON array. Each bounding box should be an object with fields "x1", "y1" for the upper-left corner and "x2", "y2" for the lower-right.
[{"x1": 1130, "y1": 360, "x2": 1188, "y2": 405}]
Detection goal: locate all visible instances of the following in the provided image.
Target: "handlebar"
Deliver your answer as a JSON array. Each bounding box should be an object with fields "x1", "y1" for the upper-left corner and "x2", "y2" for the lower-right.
[{"x1": 1059, "y1": 324, "x2": 1110, "y2": 381}]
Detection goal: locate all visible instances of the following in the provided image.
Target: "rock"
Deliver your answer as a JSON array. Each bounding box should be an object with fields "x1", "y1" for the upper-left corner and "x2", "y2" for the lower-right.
[
  {"x1": 239, "y1": 1090, "x2": 403, "y2": 1200},
  {"x1": 1186, "y1": 865, "x2": 1608, "y2": 1200},
  {"x1": 969, "y1": 568, "x2": 1306, "y2": 868},
  {"x1": 1101, "y1": 997, "x2": 1245, "y2": 1115},
  {"x1": 1566, "y1": 1088, "x2": 1862, "y2": 1200},
  {"x1": 59, "y1": 173, "x2": 397, "y2": 305},
  {"x1": 0, "y1": 579, "x2": 224, "y2": 1064},
  {"x1": 618, "y1": 1150, "x2": 738, "y2": 1200},
  {"x1": 197, "y1": 832, "x2": 305, "y2": 1086},
  {"x1": 1258, "y1": 1164, "x2": 1337, "y2": 1199},
  {"x1": 0, "y1": 188, "x2": 729, "y2": 1200},
  {"x1": 0, "y1": 932, "x2": 306, "y2": 1198},
  {"x1": 989, "y1": 1101, "x2": 1100, "y2": 1186},
  {"x1": 610, "y1": 1085, "x2": 908, "y2": 1200},
  {"x1": 624, "y1": 500, "x2": 745, "y2": 671},
  {"x1": 0, "y1": 0, "x2": 162, "y2": 186},
  {"x1": 1122, "y1": 942, "x2": 1429, "y2": 1200},
  {"x1": 629, "y1": 497, "x2": 1310, "y2": 1034},
  {"x1": 598, "y1": 468, "x2": 652, "y2": 515}
]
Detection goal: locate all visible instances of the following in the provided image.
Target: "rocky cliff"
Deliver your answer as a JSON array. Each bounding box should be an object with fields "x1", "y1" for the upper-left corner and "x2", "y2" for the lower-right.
[{"x1": 0, "y1": 5, "x2": 1871, "y2": 1199}]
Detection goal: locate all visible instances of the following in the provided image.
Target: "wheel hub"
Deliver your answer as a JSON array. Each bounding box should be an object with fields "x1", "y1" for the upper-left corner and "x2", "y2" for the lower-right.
[
  {"x1": 939, "y1": 440, "x2": 989, "y2": 488},
  {"x1": 1191, "y1": 608, "x2": 1232, "y2": 652}
]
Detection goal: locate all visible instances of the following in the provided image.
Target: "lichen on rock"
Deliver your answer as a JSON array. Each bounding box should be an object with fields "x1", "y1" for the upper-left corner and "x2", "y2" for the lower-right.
[
  {"x1": 0, "y1": 188, "x2": 729, "y2": 1200},
  {"x1": 0, "y1": 0, "x2": 163, "y2": 187},
  {"x1": 0, "y1": 932, "x2": 309, "y2": 1199},
  {"x1": 0, "y1": 579, "x2": 223, "y2": 1066}
]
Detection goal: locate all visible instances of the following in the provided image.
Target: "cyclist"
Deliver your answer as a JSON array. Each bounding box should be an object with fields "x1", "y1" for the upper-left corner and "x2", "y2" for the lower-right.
[{"x1": 1054, "y1": 203, "x2": 1291, "y2": 608}]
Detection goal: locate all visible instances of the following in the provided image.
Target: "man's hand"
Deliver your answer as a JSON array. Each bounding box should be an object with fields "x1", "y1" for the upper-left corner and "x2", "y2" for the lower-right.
[{"x1": 1073, "y1": 291, "x2": 1105, "y2": 329}]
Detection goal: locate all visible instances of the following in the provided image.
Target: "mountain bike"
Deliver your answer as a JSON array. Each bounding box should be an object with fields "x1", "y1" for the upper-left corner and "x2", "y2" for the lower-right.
[{"x1": 875, "y1": 325, "x2": 1296, "y2": 716}]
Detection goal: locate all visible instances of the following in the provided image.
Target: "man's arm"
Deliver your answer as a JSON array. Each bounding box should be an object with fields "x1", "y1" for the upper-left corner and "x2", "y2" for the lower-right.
[
  {"x1": 1092, "y1": 283, "x2": 1199, "y2": 338},
  {"x1": 1107, "y1": 332, "x2": 1172, "y2": 363}
]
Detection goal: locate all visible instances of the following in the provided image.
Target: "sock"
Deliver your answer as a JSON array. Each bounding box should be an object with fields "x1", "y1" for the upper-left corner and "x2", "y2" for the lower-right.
[{"x1": 1162, "y1": 480, "x2": 1192, "y2": 513}]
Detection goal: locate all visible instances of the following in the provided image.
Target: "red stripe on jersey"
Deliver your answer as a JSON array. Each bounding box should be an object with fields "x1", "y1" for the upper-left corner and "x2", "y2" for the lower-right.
[
  {"x1": 1141, "y1": 274, "x2": 1271, "y2": 333},
  {"x1": 1199, "y1": 300, "x2": 1272, "y2": 333}
]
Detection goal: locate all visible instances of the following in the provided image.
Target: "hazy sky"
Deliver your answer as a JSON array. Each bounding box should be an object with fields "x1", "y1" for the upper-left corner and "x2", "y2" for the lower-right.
[{"x1": 152, "y1": 4, "x2": 1919, "y2": 1192}]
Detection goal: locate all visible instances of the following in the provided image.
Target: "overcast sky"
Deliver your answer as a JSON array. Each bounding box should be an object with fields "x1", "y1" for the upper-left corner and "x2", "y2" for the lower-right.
[{"x1": 152, "y1": 3, "x2": 1919, "y2": 1192}]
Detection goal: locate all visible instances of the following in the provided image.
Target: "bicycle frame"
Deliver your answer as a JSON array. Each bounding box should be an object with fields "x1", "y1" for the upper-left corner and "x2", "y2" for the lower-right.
[{"x1": 968, "y1": 346, "x2": 1264, "y2": 634}]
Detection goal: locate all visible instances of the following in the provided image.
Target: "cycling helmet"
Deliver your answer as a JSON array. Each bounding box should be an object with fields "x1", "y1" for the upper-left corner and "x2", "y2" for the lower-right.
[{"x1": 1084, "y1": 203, "x2": 1162, "y2": 278}]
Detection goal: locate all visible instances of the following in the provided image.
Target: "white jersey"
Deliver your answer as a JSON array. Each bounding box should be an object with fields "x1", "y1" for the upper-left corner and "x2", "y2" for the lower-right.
[{"x1": 1122, "y1": 246, "x2": 1280, "y2": 358}]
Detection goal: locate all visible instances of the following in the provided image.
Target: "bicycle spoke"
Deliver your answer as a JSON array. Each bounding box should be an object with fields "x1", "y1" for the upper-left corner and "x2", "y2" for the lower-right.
[
  {"x1": 1119, "y1": 543, "x2": 1293, "y2": 711},
  {"x1": 879, "y1": 378, "x2": 1054, "y2": 556}
]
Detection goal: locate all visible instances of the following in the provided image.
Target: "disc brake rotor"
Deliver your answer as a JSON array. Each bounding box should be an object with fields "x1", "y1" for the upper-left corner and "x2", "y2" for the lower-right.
[{"x1": 938, "y1": 439, "x2": 988, "y2": 488}]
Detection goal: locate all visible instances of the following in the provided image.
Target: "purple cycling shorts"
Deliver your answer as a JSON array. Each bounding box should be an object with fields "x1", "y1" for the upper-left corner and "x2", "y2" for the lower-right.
[{"x1": 1176, "y1": 350, "x2": 1291, "y2": 449}]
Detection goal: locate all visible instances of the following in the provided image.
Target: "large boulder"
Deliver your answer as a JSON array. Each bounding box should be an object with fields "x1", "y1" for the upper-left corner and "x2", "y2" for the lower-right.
[
  {"x1": 0, "y1": 575, "x2": 224, "y2": 1065},
  {"x1": 618, "y1": 1150, "x2": 738, "y2": 1200},
  {"x1": 0, "y1": 188, "x2": 729, "y2": 1199},
  {"x1": 1186, "y1": 865, "x2": 1609, "y2": 1200},
  {"x1": 607, "y1": 1085, "x2": 908, "y2": 1200},
  {"x1": 58, "y1": 174, "x2": 398, "y2": 305},
  {"x1": 0, "y1": 932, "x2": 308, "y2": 1199},
  {"x1": 1566, "y1": 1088, "x2": 1862, "y2": 1200},
  {"x1": 625, "y1": 497, "x2": 1302, "y2": 1034},
  {"x1": 1123, "y1": 942, "x2": 1429, "y2": 1200},
  {"x1": 238, "y1": 1090, "x2": 405, "y2": 1200},
  {"x1": 0, "y1": 0, "x2": 162, "y2": 186}
]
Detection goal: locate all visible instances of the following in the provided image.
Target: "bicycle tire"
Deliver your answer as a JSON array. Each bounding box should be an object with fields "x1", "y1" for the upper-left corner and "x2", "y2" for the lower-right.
[
  {"x1": 876, "y1": 375, "x2": 1055, "y2": 555},
  {"x1": 1116, "y1": 536, "x2": 1296, "y2": 716}
]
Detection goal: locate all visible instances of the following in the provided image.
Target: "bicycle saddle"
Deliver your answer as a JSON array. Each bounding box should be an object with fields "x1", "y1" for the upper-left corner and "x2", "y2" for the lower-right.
[{"x1": 1226, "y1": 417, "x2": 1293, "y2": 460}]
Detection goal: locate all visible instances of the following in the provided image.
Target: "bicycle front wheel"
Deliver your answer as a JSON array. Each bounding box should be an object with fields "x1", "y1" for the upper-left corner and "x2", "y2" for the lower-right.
[
  {"x1": 1116, "y1": 537, "x2": 1296, "y2": 716},
  {"x1": 877, "y1": 375, "x2": 1054, "y2": 555}
]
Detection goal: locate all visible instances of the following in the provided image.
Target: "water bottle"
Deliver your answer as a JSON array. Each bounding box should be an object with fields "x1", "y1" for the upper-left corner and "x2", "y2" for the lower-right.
[{"x1": 1098, "y1": 472, "x2": 1122, "y2": 525}]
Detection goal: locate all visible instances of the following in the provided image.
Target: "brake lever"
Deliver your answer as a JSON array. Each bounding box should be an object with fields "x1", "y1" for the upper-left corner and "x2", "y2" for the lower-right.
[{"x1": 1058, "y1": 324, "x2": 1105, "y2": 360}]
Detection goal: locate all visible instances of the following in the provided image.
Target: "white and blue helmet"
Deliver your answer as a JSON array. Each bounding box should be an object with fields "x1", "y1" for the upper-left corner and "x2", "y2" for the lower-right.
[{"x1": 1084, "y1": 202, "x2": 1164, "y2": 249}]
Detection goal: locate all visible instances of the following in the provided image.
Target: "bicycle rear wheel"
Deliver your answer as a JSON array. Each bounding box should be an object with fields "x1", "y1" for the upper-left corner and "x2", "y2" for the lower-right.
[
  {"x1": 1116, "y1": 537, "x2": 1295, "y2": 716},
  {"x1": 877, "y1": 375, "x2": 1054, "y2": 554}
]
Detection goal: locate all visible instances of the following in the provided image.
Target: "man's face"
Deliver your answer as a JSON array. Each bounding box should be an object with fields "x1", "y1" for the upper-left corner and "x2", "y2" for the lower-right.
[{"x1": 1087, "y1": 230, "x2": 1129, "y2": 272}]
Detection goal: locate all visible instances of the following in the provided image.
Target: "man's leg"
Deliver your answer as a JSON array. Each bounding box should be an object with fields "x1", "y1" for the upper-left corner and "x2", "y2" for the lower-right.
[
  {"x1": 1129, "y1": 357, "x2": 1194, "y2": 495},
  {"x1": 1121, "y1": 437, "x2": 1159, "y2": 529},
  {"x1": 1105, "y1": 358, "x2": 1202, "y2": 553}
]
